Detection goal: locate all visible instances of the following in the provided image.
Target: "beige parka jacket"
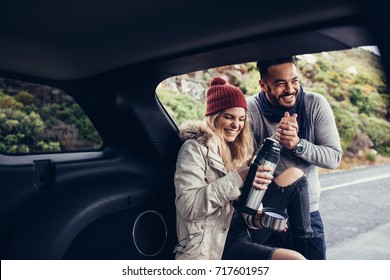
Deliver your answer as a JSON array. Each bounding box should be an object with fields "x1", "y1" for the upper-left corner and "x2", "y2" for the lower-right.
[{"x1": 173, "y1": 120, "x2": 245, "y2": 260}]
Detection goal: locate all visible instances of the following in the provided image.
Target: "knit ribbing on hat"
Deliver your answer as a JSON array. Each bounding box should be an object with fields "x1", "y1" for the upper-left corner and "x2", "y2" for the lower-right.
[{"x1": 205, "y1": 77, "x2": 248, "y2": 116}]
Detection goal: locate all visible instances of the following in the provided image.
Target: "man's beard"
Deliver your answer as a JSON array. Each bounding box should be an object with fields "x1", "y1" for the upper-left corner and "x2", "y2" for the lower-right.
[{"x1": 266, "y1": 90, "x2": 298, "y2": 109}]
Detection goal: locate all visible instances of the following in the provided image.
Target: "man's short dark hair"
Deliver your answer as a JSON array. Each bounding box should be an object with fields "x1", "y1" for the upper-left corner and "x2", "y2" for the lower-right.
[{"x1": 256, "y1": 56, "x2": 297, "y2": 79}]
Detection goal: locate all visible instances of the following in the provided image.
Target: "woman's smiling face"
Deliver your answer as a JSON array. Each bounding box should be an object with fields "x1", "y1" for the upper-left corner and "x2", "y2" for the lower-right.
[{"x1": 215, "y1": 107, "x2": 246, "y2": 142}]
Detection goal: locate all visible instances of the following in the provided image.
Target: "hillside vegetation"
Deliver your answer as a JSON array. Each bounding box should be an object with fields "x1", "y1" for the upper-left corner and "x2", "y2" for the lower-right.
[
  {"x1": 0, "y1": 79, "x2": 102, "y2": 154},
  {"x1": 157, "y1": 47, "x2": 390, "y2": 170}
]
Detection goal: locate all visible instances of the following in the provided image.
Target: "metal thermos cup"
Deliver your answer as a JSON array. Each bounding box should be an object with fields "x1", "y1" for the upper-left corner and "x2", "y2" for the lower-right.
[{"x1": 236, "y1": 137, "x2": 281, "y2": 216}]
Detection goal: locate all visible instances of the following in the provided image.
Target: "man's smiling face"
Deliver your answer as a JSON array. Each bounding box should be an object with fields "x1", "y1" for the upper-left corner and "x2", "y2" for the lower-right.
[{"x1": 259, "y1": 62, "x2": 300, "y2": 108}]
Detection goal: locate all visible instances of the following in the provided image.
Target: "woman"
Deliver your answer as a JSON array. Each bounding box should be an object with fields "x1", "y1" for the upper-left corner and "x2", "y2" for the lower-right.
[{"x1": 174, "y1": 77, "x2": 308, "y2": 260}]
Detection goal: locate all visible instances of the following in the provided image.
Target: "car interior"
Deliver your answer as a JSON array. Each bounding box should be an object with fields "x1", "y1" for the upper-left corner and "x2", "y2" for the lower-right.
[{"x1": 0, "y1": 0, "x2": 389, "y2": 259}]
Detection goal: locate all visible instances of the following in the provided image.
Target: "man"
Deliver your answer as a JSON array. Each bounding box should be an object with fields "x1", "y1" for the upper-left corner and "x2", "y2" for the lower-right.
[{"x1": 247, "y1": 56, "x2": 342, "y2": 259}]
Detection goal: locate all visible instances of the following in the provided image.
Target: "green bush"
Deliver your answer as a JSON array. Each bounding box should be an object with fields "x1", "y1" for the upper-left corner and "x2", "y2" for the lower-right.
[
  {"x1": 0, "y1": 79, "x2": 103, "y2": 154},
  {"x1": 157, "y1": 89, "x2": 205, "y2": 126},
  {"x1": 360, "y1": 115, "x2": 390, "y2": 156},
  {"x1": 366, "y1": 151, "x2": 377, "y2": 162},
  {"x1": 332, "y1": 104, "x2": 360, "y2": 151}
]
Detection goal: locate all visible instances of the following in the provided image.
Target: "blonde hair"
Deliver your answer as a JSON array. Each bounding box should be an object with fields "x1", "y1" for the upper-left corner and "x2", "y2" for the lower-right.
[{"x1": 206, "y1": 111, "x2": 254, "y2": 171}]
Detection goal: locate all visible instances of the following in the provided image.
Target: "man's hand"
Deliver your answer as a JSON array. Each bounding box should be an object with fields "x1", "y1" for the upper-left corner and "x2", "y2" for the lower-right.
[{"x1": 275, "y1": 112, "x2": 300, "y2": 149}]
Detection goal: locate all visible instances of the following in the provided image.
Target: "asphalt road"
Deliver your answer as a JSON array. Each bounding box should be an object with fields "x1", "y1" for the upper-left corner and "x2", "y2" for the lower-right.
[{"x1": 319, "y1": 163, "x2": 390, "y2": 260}]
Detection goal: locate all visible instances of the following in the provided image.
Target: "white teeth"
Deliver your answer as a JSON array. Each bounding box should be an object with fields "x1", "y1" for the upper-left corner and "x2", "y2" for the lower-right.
[{"x1": 226, "y1": 130, "x2": 238, "y2": 135}]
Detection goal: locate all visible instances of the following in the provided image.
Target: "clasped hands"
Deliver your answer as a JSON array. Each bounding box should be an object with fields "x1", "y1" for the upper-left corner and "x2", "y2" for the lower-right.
[{"x1": 275, "y1": 112, "x2": 300, "y2": 149}]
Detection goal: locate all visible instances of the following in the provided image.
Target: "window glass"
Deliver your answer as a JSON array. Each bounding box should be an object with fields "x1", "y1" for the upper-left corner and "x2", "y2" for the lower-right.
[
  {"x1": 0, "y1": 78, "x2": 103, "y2": 154},
  {"x1": 156, "y1": 46, "x2": 390, "y2": 168}
]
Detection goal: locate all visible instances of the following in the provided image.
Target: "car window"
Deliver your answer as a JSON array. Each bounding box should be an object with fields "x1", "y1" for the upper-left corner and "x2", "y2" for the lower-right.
[
  {"x1": 0, "y1": 77, "x2": 103, "y2": 154},
  {"x1": 156, "y1": 46, "x2": 390, "y2": 169}
]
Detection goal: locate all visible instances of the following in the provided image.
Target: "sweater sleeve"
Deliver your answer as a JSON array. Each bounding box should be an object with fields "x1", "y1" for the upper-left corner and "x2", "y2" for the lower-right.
[
  {"x1": 247, "y1": 95, "x2": 261, "y2": 147},
  {"x1": 298, "y1": 93, "x2": 343, "y2": 169},
  {"x1": 174, "y1": 140, "x2": 243, "y2": 221}
]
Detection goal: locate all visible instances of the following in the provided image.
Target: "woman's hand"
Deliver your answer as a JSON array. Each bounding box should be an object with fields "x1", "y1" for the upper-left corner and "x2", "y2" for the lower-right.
[
  {"x1": 252, "y1": 165, "x2": 273, "y2": 190},
  {"x1": 252, "y1": 211, "x2": 263, "y2": 228},
  {"x1": 253, "y1": 211, "x2": 289, "y2": 232},
  {"x1": 237, "y1": 164, "x2": 273, "y2": 190}
]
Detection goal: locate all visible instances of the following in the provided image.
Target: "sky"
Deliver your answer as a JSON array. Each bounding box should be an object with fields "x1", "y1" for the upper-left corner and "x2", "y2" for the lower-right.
[{"x1": 359, "y1": 45, "x2": 381, "y2": 56}]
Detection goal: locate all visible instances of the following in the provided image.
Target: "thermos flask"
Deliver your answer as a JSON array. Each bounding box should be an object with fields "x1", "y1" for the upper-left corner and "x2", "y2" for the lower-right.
[{"x1": 236, "y1": 137, "x2": 281, "y2": 216}]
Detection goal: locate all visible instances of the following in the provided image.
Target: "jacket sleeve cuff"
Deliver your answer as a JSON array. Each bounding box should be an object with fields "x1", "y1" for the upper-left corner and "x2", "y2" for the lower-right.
[{"x1": 230, "y1": 169, "x2": 244, "y2": 188}]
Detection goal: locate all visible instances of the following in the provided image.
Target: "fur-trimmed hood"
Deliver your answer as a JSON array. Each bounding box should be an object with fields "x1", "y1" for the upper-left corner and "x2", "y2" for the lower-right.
[{"x1": 179, "y1": 120, "x2": 215, "y2": 147}]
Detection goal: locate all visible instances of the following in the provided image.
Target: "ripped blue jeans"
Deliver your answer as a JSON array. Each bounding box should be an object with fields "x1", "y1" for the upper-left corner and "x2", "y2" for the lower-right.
[{"x1": 223, "y1": 176, "x2": 313, "y2": 259}]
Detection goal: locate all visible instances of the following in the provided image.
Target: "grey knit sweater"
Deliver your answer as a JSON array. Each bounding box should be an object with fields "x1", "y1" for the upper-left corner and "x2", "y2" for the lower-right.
[{"x1": 247, "y1": 91, "x2": 343, "y2": 212}]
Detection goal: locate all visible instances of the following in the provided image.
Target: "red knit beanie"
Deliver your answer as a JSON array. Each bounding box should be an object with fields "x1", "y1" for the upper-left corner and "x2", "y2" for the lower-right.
[{"x1": 205, "y1": 77, "x2": 247, "y2": 116}]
